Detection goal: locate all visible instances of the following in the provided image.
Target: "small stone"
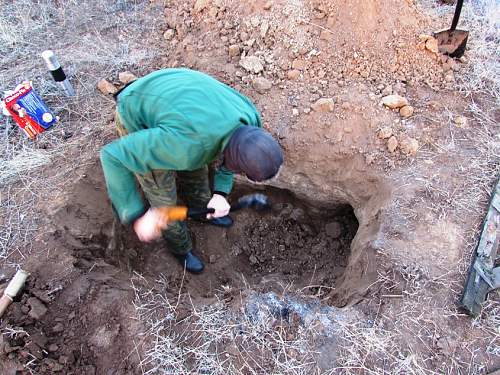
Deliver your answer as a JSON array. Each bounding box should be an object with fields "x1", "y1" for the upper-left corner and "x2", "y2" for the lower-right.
[
  {"x1": 344, "y1": 127, "x2": 353, "y2": 133},
  {"x1": 454, "y1": 115, "x2": 467, "y2": 127},
  {"x1": 444, "y1": 71, "x2": 455, "y2": 82},
  {"x1": 252, "y1": 77, "x2": 272, "y2": 93},
  {"x1": 193, "y1": 0, "x2": 209, "y2": 13},
  {"x1": 27, "y1": 297, "x2": 47, "y2": 320},
  {"x1": 381, "y1": 94, "x2": 409, "y2": 109},
  {"x1": 263, "y1": 1, "x2": 273, "y2": 10},
  {"x1": 378, "y1": 127, "x2": 392, "y2": 139},
  {"x1": 239, "y1": 56, "x2": 264, "y2": 73},
  {"x1": 287, "y1": 69, "x2": 300, "y2": 80},
  {"x1": 292, "y1": 108, "x2": 299, "y2": 116},
  {"x1": 228, "y1": 44, "x2": 241, "y2": 57},
  {"x1": 208, "y1": 6, "x2": 218, "y2": 18},
  {"x1": 291, "y1": 58, "x2": 306, "y2": 70},
  {"x1": 365, "y1": 154, "x2": 375, "y2": 165},
  {"x1": 399, "y1": 105, "x2": 414, "y2": 118},
  {"x1": 163, "y1": 29, "x2": 175, "y2": 40},
  {"x1": 400, "y1": 137, "x2": 419, "y2": 155},
  {"x1": 249, "y1": 255, "x2": 258, "y2": 265},
  {"x1": 325, "y1": 222, "x2": 342, "y2": 239},
  {"x1": 311, "y1": 98, "x2": 335, "y2": 112},
  {"x1": 118, "y1": 71, "x2": 137, "y2": 84},
  {"x1": 209, "y1": 255, "x2": 217, "y2": 264},
  {"x1": 387, "y1": 136, "x2": 398, "y2": 153},
  {"x1": 97, "y1": 79, "x2": 117, "y2": 95},
  {"x1": 240, "y1": 31, "x2": 249, "y2": 42},
  {"x1": 425, "y1": 37, "x2": 439, "y2": 54},
  {"x1": 419, "y1": 34, "x2": 432, "y2": 41},
  {"x1": 52, "y1": 323, "x2": 64, "y2": 333},
  {"x1": 48, "y1": 344, "x2": 59, "y2": 352}
]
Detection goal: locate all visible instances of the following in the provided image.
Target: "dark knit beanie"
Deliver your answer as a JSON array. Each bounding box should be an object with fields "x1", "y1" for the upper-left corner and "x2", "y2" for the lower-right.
[{"x1": 224, "y1": 126, "x2": 283, "y2": 182}]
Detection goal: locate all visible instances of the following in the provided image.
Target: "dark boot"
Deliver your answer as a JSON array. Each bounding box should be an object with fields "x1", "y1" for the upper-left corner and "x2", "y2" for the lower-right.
[{"x1": 174, "y1": 250, "x2": 204, "y2": 274}]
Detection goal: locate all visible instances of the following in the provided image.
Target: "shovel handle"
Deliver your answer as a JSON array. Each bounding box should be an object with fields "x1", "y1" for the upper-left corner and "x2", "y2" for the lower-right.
[
  {"x1": 451, "y1": 0, "x2": 464, "y2": 31},
  {"x1": 187, "y1": 207, "x2": 215, "y2": 218},
  {"x1": 187, "y1": 201, "x2": 248, "y2": 218}
]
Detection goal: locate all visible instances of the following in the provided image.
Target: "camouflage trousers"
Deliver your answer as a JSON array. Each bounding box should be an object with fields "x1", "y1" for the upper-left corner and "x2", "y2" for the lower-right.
[{"x1": 115, "y1": 110, "x2": 211, "y2": 255}]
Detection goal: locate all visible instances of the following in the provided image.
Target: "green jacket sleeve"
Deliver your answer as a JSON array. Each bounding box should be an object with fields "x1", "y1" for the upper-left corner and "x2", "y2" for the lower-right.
[
  {"x1": 213, "y1": 166, "x2": 234, "y2": 195},
  {"x1": 100, "y1": 127, "x2": 203, "y2": 224}
]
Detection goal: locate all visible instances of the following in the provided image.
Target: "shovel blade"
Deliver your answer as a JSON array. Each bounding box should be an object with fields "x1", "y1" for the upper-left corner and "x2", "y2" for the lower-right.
[{"x1": 434, "y1": 29, "x2": 469, "y2": 58}]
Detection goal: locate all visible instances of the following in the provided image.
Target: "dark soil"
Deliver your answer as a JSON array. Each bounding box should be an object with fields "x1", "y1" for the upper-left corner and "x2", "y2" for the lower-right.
[{"x1": 0, "y1": 162, "x2": 358, "y2": 374}]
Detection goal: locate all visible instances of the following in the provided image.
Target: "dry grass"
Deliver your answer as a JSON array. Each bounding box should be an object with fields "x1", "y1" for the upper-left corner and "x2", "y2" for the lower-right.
[
  {"x1": 0, "y1": 0, "x2": 165, "y2": 260},
  {"x1": 132, "y1": 275, "x2": 358, "y2": 375}
]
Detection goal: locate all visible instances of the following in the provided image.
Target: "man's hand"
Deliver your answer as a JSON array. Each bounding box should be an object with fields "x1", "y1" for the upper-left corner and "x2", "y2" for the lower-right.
[
  {"x1": 207, "y1": 194, "x2": 230, "y2": 219},
  {"x1": 133, "y1": 208, "x2": 168, "y2": 242}
]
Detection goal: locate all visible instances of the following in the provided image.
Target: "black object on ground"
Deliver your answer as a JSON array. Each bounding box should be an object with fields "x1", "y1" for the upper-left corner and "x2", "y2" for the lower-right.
[{"x1": 461, "y1": 177, "x2": 500, "y2": 316}]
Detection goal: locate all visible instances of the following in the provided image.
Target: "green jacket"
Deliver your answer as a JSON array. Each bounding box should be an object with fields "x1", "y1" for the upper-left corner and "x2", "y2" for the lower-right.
[{"x1": 100, "y1": 69, "x2": 262, "y2": 224}]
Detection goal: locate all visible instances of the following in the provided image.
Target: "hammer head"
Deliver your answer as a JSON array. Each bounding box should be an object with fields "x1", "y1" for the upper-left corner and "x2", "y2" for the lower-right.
[{"x1": 237, "y1": 193, "x2": 271, "y2": 211}]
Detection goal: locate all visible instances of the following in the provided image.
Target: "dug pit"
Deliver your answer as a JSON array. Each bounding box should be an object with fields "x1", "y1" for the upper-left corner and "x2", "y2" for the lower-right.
[{"x1": 57, "y1": 171, "x2": 359, "y2": 300}]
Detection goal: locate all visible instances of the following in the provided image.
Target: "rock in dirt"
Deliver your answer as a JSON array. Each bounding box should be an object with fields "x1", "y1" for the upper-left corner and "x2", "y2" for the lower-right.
[
  {"x1": 311, "y1": 98, "x2": 335, "y2": 112},
  {"x1": 454, "y1": 115, "x2": 467, "y2": 127},
  {"x1": 263, "y1": 1, "x2": 273, "y2": 10},
  {"x1": 163, "y1": 29, "x2": 175, "y2": 40},
  {"x1": 228, "y1": 44, "x2": 241, "y2": 57},
  {"x1": 239, "y1": 56, "x2": 264, "y2": 74},
  {"x1": 425, "y1": 37, "x2": 439, "y2": 54},
  {"x1": 193, "y1": 0, "x2": 210, "y2": 13},
  {"x1": 252, "y1": 77, "x2": 272, "y2": 93},
  {"x1": 48, "y1": 344, "x2": 59, "y2": 352},
  {"x1": 27, "y1": 297, "x2": 47, "y2": 320},
  {"x1": 97, "y1": 79, "x2": 117, "y2": 95},
  {"x1": 287, "y1": 69, "x2": 300, "y2": 80},
  {"x1": 399, "y1": 105, "x2": 414, "y2": 118},
  {"x1": 387, "y1": 136, "x2": 398, "y2": 153},
  {"x1": 249, "y1": 255, "x2": 259, "y2": 265},
  {"x1": 378, "y1": 127, "x2": 393, "y2": 139},
  {"x1": 400, "y1": 137, "x2": 419, "y2": 155},
  {"x1": 325, "y1": 222, "x2": 342, "y2": 239},
  {"x1": 52, "y1": 323, "x2": 64, "y2": 333},
  {"x1": 118, "y1": 71, "x2": 137, "y2": 84},
  {"x1": 381, "y1": 94, "x2": 409, "y2": 109}
]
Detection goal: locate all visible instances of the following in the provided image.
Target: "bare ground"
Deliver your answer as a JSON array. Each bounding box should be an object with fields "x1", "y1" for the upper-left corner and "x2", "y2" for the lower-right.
[{"x1": 1, "y1": 0, "x2": 499, "y2": 374}]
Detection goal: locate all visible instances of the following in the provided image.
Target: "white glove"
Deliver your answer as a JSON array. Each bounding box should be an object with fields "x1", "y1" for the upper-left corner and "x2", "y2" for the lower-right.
[
  {"x1": 207, "y1": 194, "x2": 230, "y2": 219},
  {"x1": 133, "y1": 208, "x2": 168, "y2": 242}
]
